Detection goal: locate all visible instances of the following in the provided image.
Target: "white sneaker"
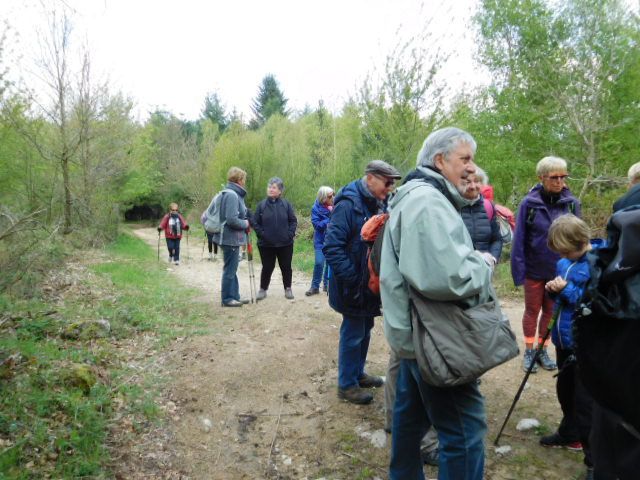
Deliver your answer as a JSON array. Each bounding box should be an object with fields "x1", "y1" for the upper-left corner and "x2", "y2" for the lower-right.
[
  {"x1": 174, "y1": 260, "x2": 180, "y2": 266},
  {"x1": 168, "y1": 256, "x2": 172, "y2": 263},
  {"x1": 208, "y1": 253, "x2": 213, "y2": 261}
]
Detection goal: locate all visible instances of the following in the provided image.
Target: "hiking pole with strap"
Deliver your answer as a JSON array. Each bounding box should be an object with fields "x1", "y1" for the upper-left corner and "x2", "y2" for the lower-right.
[
  {"x1": 246, "y1": 229, "x2": 257, "y2": 303},
  {"x1": 201, "y1": 231, "x2": 206, "y2": 260},
  {"x1": 494, "y1": 308, "x2": 560, "y2": 446},
  {"x1": 157, "y1": 228, "x2": 161, "y2": 261}
]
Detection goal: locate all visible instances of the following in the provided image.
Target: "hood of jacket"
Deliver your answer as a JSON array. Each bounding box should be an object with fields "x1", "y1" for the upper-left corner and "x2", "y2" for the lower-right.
[
  {"x1": 334, "y1": 178, "x2": 380, "y2": 216},
  {"x1": 526, "y1": 183, "x2": 575, "y2": 207},
  {"x1": 391, "y1": 166, "x2": 474, "y2": 211}
]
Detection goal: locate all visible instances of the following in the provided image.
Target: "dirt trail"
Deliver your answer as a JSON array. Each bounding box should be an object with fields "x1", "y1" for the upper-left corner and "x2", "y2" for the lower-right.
[{"x1": 119, "y1": 227, "x2": 573, "y2": 480}]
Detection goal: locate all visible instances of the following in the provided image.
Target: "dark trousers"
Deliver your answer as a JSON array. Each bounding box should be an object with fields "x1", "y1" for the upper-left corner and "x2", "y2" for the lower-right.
[
  {"x1": 166, "y1": 238, "x2": 180, "y2": 261},
  {"x1": 556, "y1": 347, "x2": 593, "y2": 467},
  {"x1": 591, "y1": 403, "x2": 640, "y2": 480},
  {"x1": 258, "y1": 244, "x2": 293, "y2": 290},
  {"x1": 206, "y1": 232, "x2": 218, "y2": 254}
]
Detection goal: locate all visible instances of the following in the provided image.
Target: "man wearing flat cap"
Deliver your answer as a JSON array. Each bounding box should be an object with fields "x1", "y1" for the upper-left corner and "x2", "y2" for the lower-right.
[{"x1": 323, "y1": 159, "x2": 401, "y2": 405}]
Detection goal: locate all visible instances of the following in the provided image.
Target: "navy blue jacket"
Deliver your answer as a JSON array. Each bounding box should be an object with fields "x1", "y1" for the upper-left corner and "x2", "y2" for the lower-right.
[
  {"x1": 252, "y1": 197, "x2": 297, "y2": 248},
  {"x1": 323, "y1": 179, "x2": 384, "y2": 317},
  {"x1": 460, "y1": 196, "x2": 503, "y2": 261},
  {"x1": 613, "y1": 183, "x2": 640, "y2": 212}
]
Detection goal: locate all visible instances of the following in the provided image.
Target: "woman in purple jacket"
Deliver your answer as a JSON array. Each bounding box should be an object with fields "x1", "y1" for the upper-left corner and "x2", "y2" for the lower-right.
[
  {"x1": 306, "y1": 186, "x2": 334, "y2": 296},
  {"x1": 511, "y1": 156, "x2": 580, "y2": 373}
]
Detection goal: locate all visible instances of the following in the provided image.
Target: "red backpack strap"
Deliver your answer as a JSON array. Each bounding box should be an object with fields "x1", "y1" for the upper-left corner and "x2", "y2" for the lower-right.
[{"x1": 483, "y1": 198, "x2": 495, "y2": 221}]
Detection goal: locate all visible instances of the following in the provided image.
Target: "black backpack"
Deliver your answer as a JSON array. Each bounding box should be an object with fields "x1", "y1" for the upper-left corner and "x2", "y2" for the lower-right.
[{"x1": 574, "y1": 205, "x2": 640, "y2": 432}]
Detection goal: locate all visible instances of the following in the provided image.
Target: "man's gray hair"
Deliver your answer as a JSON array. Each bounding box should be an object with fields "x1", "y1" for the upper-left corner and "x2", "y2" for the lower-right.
[
  {"x1": 268, "y1": 176, "x2": 285, "y2": 192},
  {"x1": 416, "y1": 127, "x2": 477, "y2": 167}
]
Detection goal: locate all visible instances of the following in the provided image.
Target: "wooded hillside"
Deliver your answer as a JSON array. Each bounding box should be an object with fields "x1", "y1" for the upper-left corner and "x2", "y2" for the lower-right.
[{"x1": 1, "y1": 0, "x2": 639, "y2": 292}]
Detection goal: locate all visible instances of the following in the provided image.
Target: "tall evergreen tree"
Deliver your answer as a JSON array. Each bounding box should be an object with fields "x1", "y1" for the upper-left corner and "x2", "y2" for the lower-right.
[
  {"x1": 249, "y1": 74, "x2": 288, "y2": 129},
  {"x1": 201, "y1": 92, "x2": 228, "y2": 134}
]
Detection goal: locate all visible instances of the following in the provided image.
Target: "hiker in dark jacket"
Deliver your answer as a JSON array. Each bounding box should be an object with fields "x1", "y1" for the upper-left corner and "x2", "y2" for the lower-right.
[
  {"x1": 306, "y1": 186, "x2": 334, "y2": 296},
  {"x1": 323, "y1": 160, "x2": 401, "y2": 405},
  {"x1": 612, "y1": 161, "x2": 640, "y2": 212},
  {"x1": 213, "y1": 167, "x2": 251, "y2": 308},
  {"x1": 461, "y1": 167, "x2": 502, "y2": 266},
  {"x1": 252, "y1": 177, "x2": 298, "y2": 301},
  {"x1": 511, "y1": 156, "x2": 581, "y2": 373},
  {"x1": 158, "y1": 203, "x2": 189, "y2": 266},
  {"x1": 586, "y1": 168, "x2": 640, "y2": 480}
]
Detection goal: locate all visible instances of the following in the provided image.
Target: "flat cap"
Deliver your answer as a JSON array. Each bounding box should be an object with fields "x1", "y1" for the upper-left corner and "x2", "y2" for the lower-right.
[{"x1": 364, "y1": 160, "x2": 401, "y2": 179}]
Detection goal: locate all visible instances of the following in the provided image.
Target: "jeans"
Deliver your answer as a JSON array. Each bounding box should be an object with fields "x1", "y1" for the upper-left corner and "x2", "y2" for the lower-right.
[
  {"x1": 311, "y1": 246, "x2": 329, "y2": 289},
  {"x1": 385, "y1": 350, "x2": 439, "y2": 454},
  {"x1": 389, "y1": 359, "x2": 486, "y2": 480},
  {"x1": 166, "y1": 238, "x2": 180, "y2": 261},
  {"x1": 257, "y1": 244, "x2": 293, "y2": 289},
  {"x1": 338, "y1": 315, "x2": 374, "y2": 389},
  {"x1": 221, "y1": 245, "x2": 240, "y2": 304}
]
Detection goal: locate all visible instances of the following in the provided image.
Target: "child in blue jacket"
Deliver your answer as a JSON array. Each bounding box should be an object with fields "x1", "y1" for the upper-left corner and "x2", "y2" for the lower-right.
[{"x1": 543, "y1": 214, "x2": 599, "y2": 480}]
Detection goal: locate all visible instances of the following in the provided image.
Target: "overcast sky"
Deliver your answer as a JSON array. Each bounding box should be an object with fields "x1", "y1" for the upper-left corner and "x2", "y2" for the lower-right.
[{"x1": 1, "y1": 0, "x2": 482, "y2": 121}]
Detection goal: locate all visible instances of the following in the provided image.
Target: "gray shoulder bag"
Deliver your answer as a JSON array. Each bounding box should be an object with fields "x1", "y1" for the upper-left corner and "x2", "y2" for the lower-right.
[{"x1": 409, "y1": 284, "x2": 519, "y2": 387}]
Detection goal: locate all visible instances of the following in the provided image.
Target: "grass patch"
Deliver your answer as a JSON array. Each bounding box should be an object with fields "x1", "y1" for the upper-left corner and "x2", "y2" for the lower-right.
[{"x1": 0, "y1": 230, "x2": 212, "y2": 478}]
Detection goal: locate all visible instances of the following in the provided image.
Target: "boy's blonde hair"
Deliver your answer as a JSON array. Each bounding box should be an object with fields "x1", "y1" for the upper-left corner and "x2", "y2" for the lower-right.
[
  {"x1": 227, "y1": 167, "x2": 247, "y2": 184},
  {"x1": 548, "y1": 214, "x2": 590, "y2": 253},
  {"x1": 169, "y1": 202, "x2": 178, "y2": 211}
]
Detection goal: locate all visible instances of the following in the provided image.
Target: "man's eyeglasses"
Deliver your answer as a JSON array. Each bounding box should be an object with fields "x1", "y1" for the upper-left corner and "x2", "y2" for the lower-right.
[
  {"x1": 171, "y1": 209, "x2": 178, "y2": 212},
  {"x1": 545, "y1": 174, "x2": 569, "y2": 181},
  {"x1": 375, "y1": 175, "x2": 396, "y2": 188}
]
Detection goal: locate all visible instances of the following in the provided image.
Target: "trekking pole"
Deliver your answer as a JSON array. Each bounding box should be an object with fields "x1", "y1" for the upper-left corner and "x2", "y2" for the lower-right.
[
  {"x1": 201, "y1": 231, "x2": 206, "y2": 260},
  {"x1": 186, "y1": 229, "x2": 190, "y2": 262},
  {"x1": 157, "y1": 229, "x2": 161, "y2": 261},
  {"x1": 494, "y1": 309, "x2": 560, "y2": 446},
  {"x1": 246, "y1": 230, "x2": 257, "y2": 303}
]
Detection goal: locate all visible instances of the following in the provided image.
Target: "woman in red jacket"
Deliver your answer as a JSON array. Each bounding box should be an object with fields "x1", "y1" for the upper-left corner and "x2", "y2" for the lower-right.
[{"x1": 158, "y1": 203, "x2": 189, "y2": 265}]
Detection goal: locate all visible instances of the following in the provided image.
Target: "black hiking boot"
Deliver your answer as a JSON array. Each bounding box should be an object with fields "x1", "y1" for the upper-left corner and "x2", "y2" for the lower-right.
[
  {"x1": 358, "y1": 373, "x2": 384, "y2": 388},
  {"x1": 337, "y1": 386, "x2": 373, "y2": 405}
]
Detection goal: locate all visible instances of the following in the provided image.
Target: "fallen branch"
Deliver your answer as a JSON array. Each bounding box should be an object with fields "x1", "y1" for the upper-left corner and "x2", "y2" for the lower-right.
[
  {"x1": 237, "y1": 411, "x2": 301, "y2": 417},
  {"x1": 266, "y1": 394, "x2": 285, "y2": 475}
]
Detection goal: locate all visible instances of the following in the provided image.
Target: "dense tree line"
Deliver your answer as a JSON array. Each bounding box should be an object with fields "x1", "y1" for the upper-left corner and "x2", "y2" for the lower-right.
[{"x1": 1, "y1": 0, "x2": 639, "y2": 291}]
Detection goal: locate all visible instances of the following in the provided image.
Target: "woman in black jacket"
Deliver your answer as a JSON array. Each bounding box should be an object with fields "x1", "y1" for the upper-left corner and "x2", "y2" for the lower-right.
[{"x1": 252, "y1": 177, "x2": 298, "y2": 300}]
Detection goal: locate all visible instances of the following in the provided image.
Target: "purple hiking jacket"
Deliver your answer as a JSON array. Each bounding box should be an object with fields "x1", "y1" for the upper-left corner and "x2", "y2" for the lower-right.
[{"x1": 511, "y1": 184, "x2": 581, "y2": 286}]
